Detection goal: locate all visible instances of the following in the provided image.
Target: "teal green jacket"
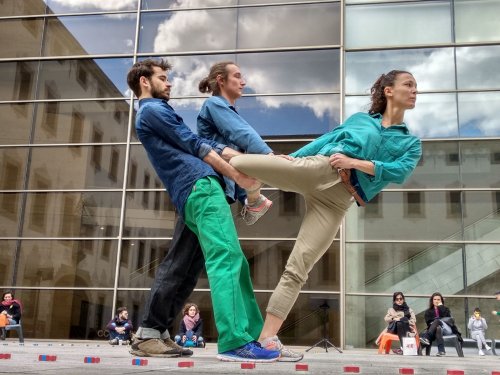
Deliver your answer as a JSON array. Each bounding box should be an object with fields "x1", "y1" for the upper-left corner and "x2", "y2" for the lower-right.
[{"x1": 290, "y1": 112, "x2": 422, "y2": 203}]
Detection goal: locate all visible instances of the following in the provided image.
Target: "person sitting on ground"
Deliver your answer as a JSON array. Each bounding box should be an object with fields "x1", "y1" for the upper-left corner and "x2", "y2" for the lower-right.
[
  {"x1": 419, "y1": 292, "x2": 462, "y2": 356},
  {"x1": 0, "y1": 291, "x2": 22, "y2": 341},
  {"x1": 381, "y1": 292, "x2": 416, "y2": 354},
  {"x1": 468, "y1": 307, "x2": 491, "y2": 356},
  {"x1": 107, "y1": 306, "x2": 133, "y2": 345},
  {"x1": 175, "y1": 303, "x2": 204, "y2": 348}
]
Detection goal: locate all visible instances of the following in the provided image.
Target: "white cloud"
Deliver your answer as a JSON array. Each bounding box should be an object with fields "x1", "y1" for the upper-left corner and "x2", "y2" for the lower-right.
[{"x1": 49, "y1": 0, "x2": 136, "y2": 11}]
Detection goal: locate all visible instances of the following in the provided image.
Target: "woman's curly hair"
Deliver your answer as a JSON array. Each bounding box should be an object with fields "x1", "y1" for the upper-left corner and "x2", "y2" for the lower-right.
[{"x1": 368, "y1": 70, "x2": 413, "y2": 115}]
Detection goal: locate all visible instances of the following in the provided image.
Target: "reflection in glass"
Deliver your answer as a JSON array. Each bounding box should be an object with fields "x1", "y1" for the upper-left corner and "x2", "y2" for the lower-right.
[
  {"x1": 458, "y1": 92, "x2": 500, "y2": 137},
  {"x1": 139, "y1": 10, "x2": 237, "y2": 53},
  {"x1": 0, "y1": 103, "x2": 34, "y2": 145},
  {"x1": 345, "y1": 2, "x2": 451, "y2": 48},
  {"x1": 345, "y1": 192, "x2": 462, "y2": 241},
  {"x1": 37, "y1": 58, "x2": 132, "y2": 100},
  {"x1": 14, "y1": 240, "x2": 117, "y2": 288},
  {"x1": 0, "y1": 61, "x2": 37, "y2": 101},
  {"x1": 346, "y1": 242, "x2": 464, "y2": 294},
  {"x1": 345, "y1": 93, "x2": 458, "y2": 139},
  {"x1": 12, "y1": 289, "x2": 114, "y2": 339},
  {"x1": 142, "y1": 0, "x2": 324, "y2": 8},
  {"x1": 0, "y1": 241, "x2": 16, "y2": 285},
  {"x1": 45, "y1": 0, "x2": 138, "y2": 13},
  {"x1": 23, "y1": 192, "x2": 122, "y2": 237},
  {"x1": 43, "y1": 15, "x2": 136, "y2": 56},
  {"x1": 461, "y1": 140, "x2": 500, "y2": 188},
  {"x1": 0, "y1": 148, "x2": 28, "y2": 189},
  {"x1": 0, "y1": 18, "x2": 44, "y2": 58},
  {"x1": 33, "y1": 101, "x2": 130, "y2": 143},
  {"x1": 345, "y1": 295, "x2": 466, "y2": 348},
  {"x1": 345, "y1": 48, "x2": 455, "y2": 94},
  {"x1": 386, "y1": 141, "x2": 460, "y2": 189},
  {"x1": 237, "y1": 94, "x2": 340, "y2": 137},
  {"x1": 455, "y1": 0, "x2": 500, "y2": 43},
  {"x1": 28, "y1": 146, "x2": 126, "y2": 189},
  {"x1": 461, "y1": 192, "x2": 500, "y2": 241},
  {"x1": 466, "y1": 245, "x2": 500, "y2": 298},
  {"x1": 457, "y1": 46, "x2": 500, "y2": 89},
  {"x1": 238, "y1": 3, "x2": 340, "y2": 49},
  {"x1": 0, "y1": 194, "x2": 22, "y2": 237},
  {"x1": 0, "y1": 1, "x2": 46, "y2": 16}
]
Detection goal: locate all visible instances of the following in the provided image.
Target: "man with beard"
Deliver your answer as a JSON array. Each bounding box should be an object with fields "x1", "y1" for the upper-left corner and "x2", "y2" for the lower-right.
[{"x1": 125, "y1": 59, "x2": 278, "y2": 363}]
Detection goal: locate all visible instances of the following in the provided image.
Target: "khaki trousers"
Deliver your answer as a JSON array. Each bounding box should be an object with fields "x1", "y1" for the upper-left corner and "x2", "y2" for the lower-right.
[{"x1": 230, "y1": 155, "x2": 353, "y2": 319}]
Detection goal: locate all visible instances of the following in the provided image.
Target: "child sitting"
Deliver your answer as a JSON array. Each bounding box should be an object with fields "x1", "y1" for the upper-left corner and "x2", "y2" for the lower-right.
[
  {"x1": 468, "y1": 307, "x2": 491, "y2": 356},
  {"x1": 175, "y1": 303, "x2": 204, "y2": 348}
]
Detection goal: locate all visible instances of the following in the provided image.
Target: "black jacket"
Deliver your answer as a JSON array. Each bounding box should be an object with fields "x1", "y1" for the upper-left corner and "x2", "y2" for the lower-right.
[
  {"x1": 424, "y1": 305, "x2": 462, "y2": 342},
  {"x1": 0, "y1": 302, "x2": 21, "y2": 324},
  {"x1": 178, "y1": 318, "x2": 203, "y2": 337}
]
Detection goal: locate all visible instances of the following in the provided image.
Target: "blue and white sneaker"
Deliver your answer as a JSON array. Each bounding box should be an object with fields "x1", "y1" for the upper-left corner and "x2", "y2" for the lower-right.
[{"x1": 217, "y1": 341, "x2": 280, "y2": 362}]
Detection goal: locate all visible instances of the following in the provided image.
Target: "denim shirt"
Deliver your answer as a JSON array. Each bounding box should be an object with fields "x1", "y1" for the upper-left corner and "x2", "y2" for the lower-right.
[
  {"x1": 197, "y1": 95, "x2": 272, "y2": 203},
  {"x1": 290, "y1": 112, "x2": 422, "y2": 202},
  {"x1": 136, "y1": 98, "x2": 226, "y2": 216}
]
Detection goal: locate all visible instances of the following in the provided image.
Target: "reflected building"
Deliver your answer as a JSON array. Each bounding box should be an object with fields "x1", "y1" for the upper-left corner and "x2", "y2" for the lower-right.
[{"x1": 0, "y1": 0, "x2": 499, "y2": 347}]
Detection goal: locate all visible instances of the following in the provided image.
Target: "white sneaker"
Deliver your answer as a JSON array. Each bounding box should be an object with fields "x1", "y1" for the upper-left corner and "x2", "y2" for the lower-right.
[
  {"x1": 241, "y1": 195, "x2": 273, "y2": 225},
  {"x1": 485, "y1": 344, "x2": 491, "y2": 351},
  {"x1": 260, "y1": 336, "x2": 304, "y2": 362},
  {"x1": 479, "y1": 349, "x2": 485, "y2": 356}
]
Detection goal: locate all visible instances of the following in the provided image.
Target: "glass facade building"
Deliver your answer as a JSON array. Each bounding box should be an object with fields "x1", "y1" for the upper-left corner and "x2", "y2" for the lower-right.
[{"x1": 0, "y1": 0, "x2": 499, "y2": 347}]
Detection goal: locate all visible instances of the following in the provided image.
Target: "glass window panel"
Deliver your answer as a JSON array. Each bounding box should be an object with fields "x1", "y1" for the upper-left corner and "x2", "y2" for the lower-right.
[
  {"x1": 345, "y1": 93, "x2": 458, "y2": 139},
  {"x1": 385, "y1": 141, "x2": 461, "y2": 189},
  {"x1": 345, "y1": 192, "x2": 462, "y2": 241},
  {"x1": 461, "y1": 140, "x2": 500, "y2": 188},
  {"x1": 345, "y1": 2, "x2": 452, "y2": 48},
  {"x1": 0, "y1": 18, "x2": 44, "y2": 58},
  {"x1": 43, "y1": 14, "x2": 137, "y2": 56},
  {"x1": 0, "y1": 194, "x2": 23, "y2": 236},
  {"x1": 457, "y1": 46, "x2": 500, "y2": 89},
  {"x1": 346, "y1": 295, "x2": 466, "y2": 348},
  {"x1": 22, "y1": 192, "x2": 122, "y2": 238},
  {"x1": 238, "y1": 3, "x2": 340, "y2": 49},
  {"x1": 0, "y1": 148, "x2": 28, "y2": 189},
  {"x1": 0, "y1": 61, "x2": 38, "y2": 101},
  {"x1": 33, "y1": 100, "x2": 130, "y2": 144},
  {"x1": 142, "y1": 0, "x2": 324, "y2": 8},
  {"x1": 455, "y1": 0, "x2": 500, "y2": 43},
  {"x1": 45, "y1": 0, "x2": 138, "y2": 13},
  {"x1": 28, "y1": 146, "x2": 126, "y2": 189},
  {"x1": 118, "y1": 289, "x2": 340, "y2": 346},
  {"x1": 14, "y1": 240, "x2": 117, "y2": 288},
  {"x1": 347, "y1": 0, "x2": 422, "y2": 2},
  {"x1": 0, "y1": 1, "x2": 46, "y2": 16},
  {"x1": 0, "y1": 241, "x2": 16, "y2": 285},
  {"x1": 346, "y1": 243, "x2": 464, "y2": 294},
  {"x1": 466, "y1": 245, "x2": 500, "y2": 296},
  {"x1": 345, "y1": 48, "x2": 455, "y2": 94},
  {"x1": 459, "y1": 92, "x2": 500, "y2": 137},
  {"x1": 12, "y1": 289, "x2": 114, "y2": 339},
  {"x1": 0, "y1": 103, "x2": 34, "y2": 145},
  {"x1": 268, "y1": 140, "x2": 310, "y2": 156},
  {"x1": 237, "y1": 94, "x2": 340, "y2": 137},
  {"x1": 462, "y1": 192, "x2": 500, "y2": 242},
  {"x1": 138, "y1": 9, "x2": 237, "y2": 53},
  {"x1": 37, "y1": 58, "x2": 132, "y2": 100}
]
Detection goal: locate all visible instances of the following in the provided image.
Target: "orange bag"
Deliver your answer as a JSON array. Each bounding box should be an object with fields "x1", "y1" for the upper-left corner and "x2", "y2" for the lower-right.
[{"x1": 0, "y1": 314, "x2": 8, "y2": 328}]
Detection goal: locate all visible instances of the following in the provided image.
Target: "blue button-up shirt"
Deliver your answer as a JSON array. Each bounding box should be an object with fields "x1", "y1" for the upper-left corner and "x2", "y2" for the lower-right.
[
  {"x1": 290, "y1": 112, "x2": 422, "y2": 202},
  {"x1": 136, "y1": 98, "x2": 226, "y2": 216},
  {"x1": 197, "y1": 95, "x2": 272, "y2": 203}
]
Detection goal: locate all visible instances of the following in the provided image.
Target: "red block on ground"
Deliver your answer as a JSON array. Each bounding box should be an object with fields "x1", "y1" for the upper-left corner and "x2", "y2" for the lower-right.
[
  {"x1": 344, "y1": 366, "x2": 360, "y2": 373},
  {"x1": 447, "y1": 371, "x2": 464, "y2": 375},
  {"x1": 131, "y1": 358, "x2": 148, "y2": 366},
  {"x1": 492, "y1": 372, "x2": 500, "y2": 375},
  {"x1": 296, "y1": 363, "x2": 309, "y2": 371},
  {"x1": 0, "y1": 353, "x2": 11, "y2": 359},
  {"x1": 241, "y1": 362, "x2": 256, "y2": 369},
  {"x1": 84, "y1": 356, "x2": 101, "y2": 363},
  {"x1": 178, "y1": 361, "x2": 195, "y2": 368},
  {"x1": 400, "y1": 369, "x2": 414, "y2": 375}
]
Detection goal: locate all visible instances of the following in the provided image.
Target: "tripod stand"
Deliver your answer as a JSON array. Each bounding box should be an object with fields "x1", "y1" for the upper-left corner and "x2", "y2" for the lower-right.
[{"x1": 305, "y1": 301, "x2": 342, "y2": 353}]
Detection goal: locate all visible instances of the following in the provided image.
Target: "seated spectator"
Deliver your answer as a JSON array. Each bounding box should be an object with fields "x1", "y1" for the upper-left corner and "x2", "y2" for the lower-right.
[
  {"x1": 0, "y1": 291, "x2": 22, "y2": 340},
  {"x1": 175, "y1": 303, "x2": 204, "y2": 348},
  {"x1": 107, "y1": 306, "x2": 133, "y2": 345},
  {"x1": 420, "y1": 292, "x2": 462, "y2": 356},
  {"x1": 468, "y1": 307, "x2": 491, "y2": 356},
  {"x1": 382, "y1": 292, "x2": 416, "y2": 354}
]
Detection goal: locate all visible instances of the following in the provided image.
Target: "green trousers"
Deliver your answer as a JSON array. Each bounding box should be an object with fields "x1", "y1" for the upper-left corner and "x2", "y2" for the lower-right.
[{"x1": 184, "y1": 176, "x2": 263, "y2": 353}]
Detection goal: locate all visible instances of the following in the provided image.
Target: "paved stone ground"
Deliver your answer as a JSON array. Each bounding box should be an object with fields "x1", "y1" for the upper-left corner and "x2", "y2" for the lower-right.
[{"x1": 0, "y1": 339, "x2": 499, "y2": 374}]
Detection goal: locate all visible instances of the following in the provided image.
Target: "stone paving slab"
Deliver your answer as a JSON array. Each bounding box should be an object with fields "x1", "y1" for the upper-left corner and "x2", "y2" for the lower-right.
[{"x1": 0, "y1": 339, "x2": 499, "y2": 374}]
